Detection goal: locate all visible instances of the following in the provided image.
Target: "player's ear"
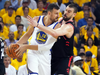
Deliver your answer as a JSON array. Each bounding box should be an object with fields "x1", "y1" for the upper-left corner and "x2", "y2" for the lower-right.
[
  {"x1": 48, "y1": 11, "x2": 51, "y2": 15},
  {"x1": 73, "y1": 13, "x2": 76, "y2": 17}
]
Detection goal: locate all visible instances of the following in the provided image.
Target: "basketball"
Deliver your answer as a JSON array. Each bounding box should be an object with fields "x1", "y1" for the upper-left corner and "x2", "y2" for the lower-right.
[{"x1": 6, "y1": 44, "x2": 19, "y2": 58}]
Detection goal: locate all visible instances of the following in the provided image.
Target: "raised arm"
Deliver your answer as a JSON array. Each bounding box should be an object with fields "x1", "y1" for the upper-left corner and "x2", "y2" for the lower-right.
[{"x1": 27, "y1": 16, "x2": 74, "y2": 39}]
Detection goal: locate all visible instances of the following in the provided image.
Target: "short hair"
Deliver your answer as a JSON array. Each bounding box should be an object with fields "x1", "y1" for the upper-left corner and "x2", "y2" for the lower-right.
[
  {"x1": 47, "y1": 3, "x2": 59, "y2": 12},
  {"x1": 17, "y1": 24, "x2": 24, "y2": 28},
  {"x1": 79, "y1": 47, "x2": 85, "y2": 51},
  {"x1": 83, "y1": 3, "x2": 89, "y2": 7},
  {"x1": 15, "y1": 15, "x2": 21, "y2": 20},
  {"x1": 23, "y1": 6, "x2": 29, "y2": 11},
  {"x1": 87, "y1": 27, "x2": 93, "y2": 31},
  {"x1": 78, "y1": 53, "x2": 86, "y2": 57},
  {"x1": 0, "y1": 17, "x2": 3, "y2": 22},
  {"x1": 86, "y1": 37, "x2": 94, "y2": 46},
  {"x1": 68, "y1": 3, "x2": 78, "y2": 13},
  {"x1": 0, "y1": 24, "x2": 2, "y2": 31},
  {"x1": 87, "y1": 17, "x2": 94, "y2": 21},
  {"x1": 0, "y1": 21, "x2": 4, "y2": 24},
  {"x1": 4, "y1": 1, "x2": 11, "y2": 8}
]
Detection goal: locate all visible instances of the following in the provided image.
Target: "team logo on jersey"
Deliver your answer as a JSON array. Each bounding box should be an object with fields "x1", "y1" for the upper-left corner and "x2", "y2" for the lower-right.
[{"x1": 36, "y1": 31, "x2": 48, "y2": 44}]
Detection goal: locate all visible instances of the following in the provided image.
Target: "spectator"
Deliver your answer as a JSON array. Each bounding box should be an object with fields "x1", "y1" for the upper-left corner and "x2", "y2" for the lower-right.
[
  {"x1": 85, "y1": 51, "x2": 98, "y2": 74},
  {"x1": 6, "y1": 0, "x2": 19, "y2": 11},
  {"x1": 21, "y1": 6, "x2": 29, "y2": 29},
  {"x1": 79, "y1": 53, "x2": 90, "y2": 75},
  {"x1": 14, "y1": 24, "x2": 26, "y2": 40},
  {"x1": 20, "y1": 0, "x2": 37, "y2": 10},
  {"x1": 80, "y1": 17, "x2": 99, "y2": 38},
  {"x1": 32, "y1": 0, "x2": 44, "y2": 17},
  {"x1": 0, "y1": 21, "x2": 9, "y2": 40},
  {"x1": 42, "y1": 0, "x2": 50, "y2": 10},
  {"x1": 77, "y1": 10, "x2": 96, "y2": 28},
  {"x1": 79, "y1": 47, "x2": 85, "y2": 54},
  {"x1": 81, "y1": 27, "x2": 99, "y2": 46},
  {"x1": 16, "y1": 0, "x2": 33, "y2": 17},
  {"x1": 17, "y1": 64, "x2": 27, "y2": 75},
  {"x1": 3, "y1": 55, "x2": 16, "y2": 75},
  {"x1": 42, "y1": 10, "x2": 47, "y2": 15},
  {"x1": 97, "y1": 48, "x2": 100, "y2": 64},
  {"x1": 11, "y1": 52, "x2": 26, "y2": 71},
  {"x1": 2, "y1": 6, "x2": 16, "y2": 28},
  {"x1": 0, "y1": 0, "x2": 6, "y2": 10},
  {"x1": 0, "y1": 17, "x2": 3, "y2": 22},
  {"x1": 64, "y1": 0, "x2": 82, "y2": 12},
  {"x1": 92, "y1": 63, "x2": 100, "y2": 75},
  {"x1": 56, "y1": 0, "x2": 66, "y2": 13},
  {"x1": 0, "y1": 1, "x2": 15, "y2": 16},
  {"x1": 69, "y1": 56, "x2": 86, "y2": 75},
  {"x1": 87, "y1": 0, "x2": 97, "y2": 13},
  {"x1": 84, "y1": 37, "x2": 98, "y2": 58},
  {"x1": 5, "y1": 32, "x2": 17, "y2": 46},
  {"x1": 10, "y1": 15, "x2": 26, "y2": 32},
  {"x1": 75, "y1": 3, "x2": 96, "y2": 22}
]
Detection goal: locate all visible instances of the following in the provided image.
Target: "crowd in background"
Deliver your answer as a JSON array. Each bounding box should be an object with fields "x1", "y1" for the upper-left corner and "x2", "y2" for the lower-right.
[{"x1": 0, "y1": 0, "x2": 100, "y2": 75}]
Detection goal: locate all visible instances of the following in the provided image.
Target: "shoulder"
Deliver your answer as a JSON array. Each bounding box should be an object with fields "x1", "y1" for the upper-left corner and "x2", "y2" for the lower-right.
[{"x1": 9, "y1": 65, "x2": 16, "y2": 70}]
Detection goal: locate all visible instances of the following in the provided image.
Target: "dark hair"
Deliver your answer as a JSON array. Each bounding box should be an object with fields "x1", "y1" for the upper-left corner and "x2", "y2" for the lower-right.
[
  {"x1": 87, "y1": 17, "x2": 94, "y2": 21},
  {"x1": 78, "y1": 53, "x2": 86, "y2": 57},
  {"x1": 79, "y1": 47, "x2": 85, "y2": 51},
  {"x1": 17, "y1": 24, "x2": 24, "y2": 28},
  {"x1": 15, "y1": 15, "x2": 21, "y2": 20},
  {"x1": 86, "y1": 37, "x2": 94, "y2": 46},
  {"x1": 43, "y1": 10, "x2": 47, "y2": 13},
  {"x1": 87, "y1": 27, "x2": 93, "y2": 31},
  {"x1": 23, "y1": 6, "x2": 29, "y2": 11},
  {"x1": 0, "y1": 21, "x2": 4, "y2": 24},
  {"x1": 0, "y1": 24, "x2": 2, "y2": 31},
  {"x1": 47, "y1": 3, "x2": 59, "y2": 12},
  {"x1": 0, "y1": 17, "x2": 3, "y2": 22},
  {"x1": 83, "y1": 3, "x2": 89, "y2": 7},
  {"x1": 68, "y1": 3, "x2": 78, "y2": 13}
]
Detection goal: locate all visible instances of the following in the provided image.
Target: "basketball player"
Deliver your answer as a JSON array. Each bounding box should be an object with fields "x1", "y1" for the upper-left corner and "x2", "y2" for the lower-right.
[
  {"x1": 0, "y1": 24, "x2": 5, "y2": 75},
  {"x1": 16, "y1": 4, "x2": 60, "y2": 75},
  {"x1": 27, "y1": 4, "x2": 78, "y2": 75}
]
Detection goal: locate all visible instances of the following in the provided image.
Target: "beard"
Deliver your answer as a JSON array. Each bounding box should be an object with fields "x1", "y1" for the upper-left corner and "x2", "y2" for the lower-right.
[{"x1": 63, "y1": 14, "x2": 72, "y2": 21}]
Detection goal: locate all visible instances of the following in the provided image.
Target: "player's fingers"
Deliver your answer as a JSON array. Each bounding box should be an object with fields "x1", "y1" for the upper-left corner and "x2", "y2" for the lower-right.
[
  {"x1": 16, "y1": 49, "x2": 20, "y2": 56},
  {"x1": 15, "y1": 47, "x2": 20, "y2": 52}
]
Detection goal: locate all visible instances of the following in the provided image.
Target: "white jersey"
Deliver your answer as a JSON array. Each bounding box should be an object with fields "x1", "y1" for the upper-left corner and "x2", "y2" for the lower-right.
[
  {"x1": 29, "y1": 16, "x2": 58, "y2": 53},
  {"x1": 27, "y1": 16, "x2": 58, "y2": 75}
]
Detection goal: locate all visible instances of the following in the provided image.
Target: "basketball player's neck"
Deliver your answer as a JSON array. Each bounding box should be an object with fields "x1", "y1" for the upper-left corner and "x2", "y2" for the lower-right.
[
  {"x1": 43, "y1": 16, "x2": 53, "y2": 26},
  {"x1": 9, "y1": 38, "x2": 14, "y2": 43}
]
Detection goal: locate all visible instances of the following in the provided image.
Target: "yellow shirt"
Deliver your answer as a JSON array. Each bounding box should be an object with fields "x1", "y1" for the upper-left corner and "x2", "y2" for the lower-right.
[
  {"x1": 84, "y1": 45, "x2": 97, "y2": 58},
  {"x1": 11, "y1": 53, "x2": 26, "y2": 70},
  {"x1": 14, "y1": 31, "x2": 26, "y2": 40},
  {"x1": 86, "y1": 58, "x2": 98, "y2": 71},
  {"x1": 83, "y1": 61, "x2": 89, "y2": 74},
  {"x1": 73, "y1": 46, "x2": 77, "y2": 56},
  {"x1": 0, "y1": 26, "x2": 9, "y2": 40},
  {"x1": 80, "y1": 25, "x2": 99, "y2": 38},
  {"x1": 48, "y1": 0, "x2": 68, "y2": 3},
  {"x1": 59, "y1": 12, "x2": 62, "y2": 19},
  {"x1": 0, "y1": 9, "x2": 15, "y2": 16},
  {"x1": 84, "y1": 33, "x2": 94, "y2": 41},
  {"x1": 16, "y1": 7, "x2": 33, "y2": 17},
  {"x1": 75, "y1": 11, "x2": 92, "y2": 22},
  {"x1": 2, "y1": 13, "x2": 15, "y2": 27},
  {"x1": 32, "y1": 8, "x2": 43, "y2": 17}
]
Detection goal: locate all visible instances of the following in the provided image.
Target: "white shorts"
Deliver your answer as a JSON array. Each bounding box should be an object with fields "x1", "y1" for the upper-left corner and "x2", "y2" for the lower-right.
[{"x1": 27, "y1": 50, "x2": 51, "y2": 75}]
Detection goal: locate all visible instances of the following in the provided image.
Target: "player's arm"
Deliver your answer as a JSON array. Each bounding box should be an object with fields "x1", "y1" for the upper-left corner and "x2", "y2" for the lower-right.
[
  {"x1": 37, "y1": 23, "x2": 74, "y2": 38},
  {"x1": 17, "y1": 16, "x2": 39, "y2": 44},
  {"x1": 28, "y1": 16, "x2": 74, "y2": 39}
]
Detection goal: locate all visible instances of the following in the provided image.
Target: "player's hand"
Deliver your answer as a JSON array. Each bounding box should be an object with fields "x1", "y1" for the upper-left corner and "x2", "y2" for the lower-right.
[
  {"x1": 27, "y1": 15, "x2": 37, "y2": 27},
  {"x1": 15, "y1": 44, "x2": 26, "y2": 57}
]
